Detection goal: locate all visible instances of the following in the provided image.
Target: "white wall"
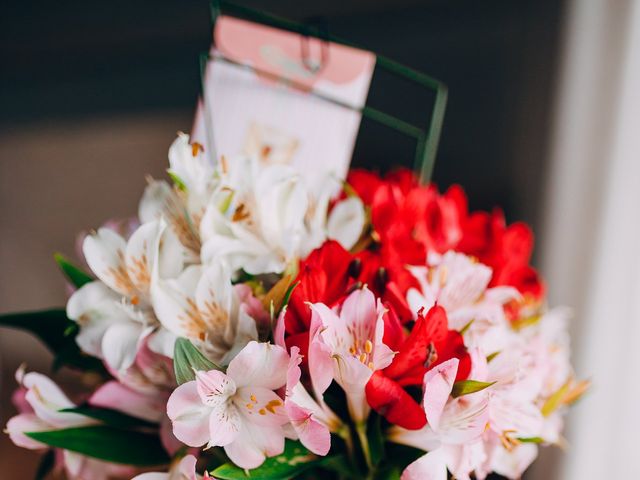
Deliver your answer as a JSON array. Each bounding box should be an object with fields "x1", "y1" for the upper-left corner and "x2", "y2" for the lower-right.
[{"x1": 540, "y1": 0, "x2": 640, "y2": 478}]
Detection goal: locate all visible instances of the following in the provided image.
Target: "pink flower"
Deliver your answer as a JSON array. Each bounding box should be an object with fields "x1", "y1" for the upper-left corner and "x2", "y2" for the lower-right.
[
  {"x1": 5, "y1": 369, "x2": 94, "y2": 450},
  {"x1": 5, "y1": 369, "x2": 137, "y2": 480},
  {"x1": 167, "y1": 341, "x2": 289, "y2": 469},
  {"x1": 309, "y1": 287, "x2": 395, "y2": 422},
  {"x1": 132, "y1": 454, "x2": 205, "y2": 480}
]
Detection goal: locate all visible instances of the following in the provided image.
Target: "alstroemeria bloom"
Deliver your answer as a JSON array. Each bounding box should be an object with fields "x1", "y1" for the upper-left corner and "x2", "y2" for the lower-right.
[
  {"x1": 151, "y1": 260, "x2": 267, "y2": 365},
  {"x1": 309, "y1": 287, "x2": 394, "y2": 422},
  {"x1": 67, "y1": 219, "x2": 185, "y2": 371},
  {"x1": 167, "y1": 341, "x2": 289, "y2": 469},
  {"x1": 366, "y1": 305, "x2": 470, "y2": 430},
  {"x1": 406, "y1": 251, "x2": 520, "y2": 335},
  {"x1": 389, "y1": 359, "x2": 490, "y2": 480},
  {"x1": 132, "y1": 454, "x2": 205, "y2": 480},
  {"x1": 347, "y1": 168, "x2": 467, "y2": 261},
  {"x1": 139, "y1": 133, "x2": 217, "y2": 257},
  {"x1": 5, "y1": 369, "x2": 135, "y2": 480},
  {"x1": 199, "y1": 155, "x2": 365, "y2": 276}
]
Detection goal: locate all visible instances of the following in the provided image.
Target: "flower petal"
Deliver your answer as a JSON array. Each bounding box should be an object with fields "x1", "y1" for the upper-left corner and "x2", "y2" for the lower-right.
[
  {"x1": 423, "y1": 358, "x2": 459, "y2": 431},
  {"x1": 401, "y1": 449, "x2": 448, "y2": 480},
  {"x1": 224, "y1": 421, "x2": 285, "y2": 469},
  {"x1": 226, "y1": 341, "x2": 289, "y2": 390},
  {"x1": 22, "y1": 373, "x2": 88, "y2": 428},
  {"x1": 5, "y1": 413, "x2": 50, "y2": 449},
  {"x1": 207, "y1": 401, "x2": 241, "y2": 448},
  {"x1": 236, "y1": 386, "x2": 287, "y2": 428},
  {"x1": 101, "y1": 322, "x2": 145, "y2": 372},
  {"x1": 166, "y1": 381, "x2": 211, "y2": 447},
  {"x1": 365, "y1": 371, "x2": 427, "y2": 430},
  {"x1": 90, "y1": 381, "x2": 165, "y2": 423},
  {"x1": 195, "y1": 370, "x2": 236, "y2": 407},
  {"x1": 66, "y1": 281, "x2": 128, "y2": 358},
  {"x1": 195, "y1": 262, "x2": 233, "y2": 332},
  {"x1": 327, "y1": 196, "x2": 365, "y2": 250},
  {"x1": 285, "y1": 401, "x2": 330, "y2": 456},
  {"x1": 83, "y1": 228, "x2": 134, "y2": 296}
]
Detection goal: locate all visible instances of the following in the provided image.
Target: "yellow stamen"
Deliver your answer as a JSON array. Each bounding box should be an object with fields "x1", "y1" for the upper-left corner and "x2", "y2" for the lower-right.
[{"x1": 439, "y1": 266, "x2": 448, "y2": 286}]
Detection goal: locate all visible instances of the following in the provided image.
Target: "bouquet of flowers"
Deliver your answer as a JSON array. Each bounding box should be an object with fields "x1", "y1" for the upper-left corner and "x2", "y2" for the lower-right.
[{"x1": 2, "y1": 133, "x2": 587, "y2": 480}]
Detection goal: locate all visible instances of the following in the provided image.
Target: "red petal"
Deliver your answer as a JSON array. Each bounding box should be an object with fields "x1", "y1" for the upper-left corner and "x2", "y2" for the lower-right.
[
  {"x1": 347, "y1": 169, "x2": 383, "y2": 205},
  {"x1": 366, "y1": 371, "x2": 426, "y2": 430},
  {"x1": 383, "y1": 305, "x2": 448, "y2": 380}
]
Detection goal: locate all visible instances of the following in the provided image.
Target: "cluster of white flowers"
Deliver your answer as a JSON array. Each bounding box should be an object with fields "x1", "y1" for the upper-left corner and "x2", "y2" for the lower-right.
[{"x1": 66, "y1": 133, "x2": 366, "y2": 373}]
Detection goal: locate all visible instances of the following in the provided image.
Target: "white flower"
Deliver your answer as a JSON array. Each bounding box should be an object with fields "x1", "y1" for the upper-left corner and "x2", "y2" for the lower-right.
[
  {"x1": 407, "y1": 251, "x2": 519, "y2": 338},
  {"x1": 200, "y1": 155, "x2": 364, "y2": 275},
  {"x1": 151, "y1": 259, "x2": 266, "y2": 365},
  {"x1": 67, "y1": 219, "x2": 184, "y2": 371}
]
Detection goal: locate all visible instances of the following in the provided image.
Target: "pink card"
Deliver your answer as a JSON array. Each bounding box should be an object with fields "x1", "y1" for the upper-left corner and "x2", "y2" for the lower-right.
[{"x1": 192, "y1": 16, "x2": 375, "y2": 184}]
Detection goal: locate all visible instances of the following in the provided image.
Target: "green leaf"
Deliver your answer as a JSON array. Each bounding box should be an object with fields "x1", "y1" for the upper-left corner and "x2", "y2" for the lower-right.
[
  {"x1": 173, "y1": 338, "x2": 221, "y2": 385},
  {"x1": 316, "y1": 454, "x2": 355, "y2": 477},
  {"x1": 517, "y1": 436, "x2": 545, "y2": 444},
  {"x1": 0, "y1": 308, "x2": 106, "y2": 373},
  {"x1": 486, "y1": 351, "x2": 501, "y2": 363},
  {"x1": 281, "y1": 281, "x2": 299, "y2": 310},
  {"x1": 26, "y1": 426, "x2": 169, "y2": 466},
  {"x1": 367, "y1": 412, "x2": 385, "y2": 467},
  {"x1": 34, "y1": 449, "x2": 55, "y2": 480},
  {"x1": 459, "y1": 319, "x2": 474, "y2": 335},
  {"x1": 60, "y1": 406, "x2": 157, "y2": 430},
  {"x1": 541, "y1": 381, "x2": 570, "y2": 417},
  {"x1": 374, "y1": 464, "x2": 402, "y2": 480},
  {"x1": 0, "y1": 309, "x2": 73, "y2": 352},
  {"x1": 54, "y1": 253, "x2": 93, "y2": 288},
  {"x1": 451, "y1": 380, "x2": 496, "y2": 398},
  {"x1": 52, "y1": 340, "x2": 108, "y2": 373},
  {"x1": 168, "y1": 171, "x2": 187, "y2": 191},
  {"x1": 212, "y1": 440, "x2": 320, "y2": 479}
]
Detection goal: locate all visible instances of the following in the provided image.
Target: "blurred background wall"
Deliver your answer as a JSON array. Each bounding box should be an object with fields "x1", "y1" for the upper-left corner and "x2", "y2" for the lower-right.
[{"x1": 4, "y1": 0, "x2": 633, "y2": 478}]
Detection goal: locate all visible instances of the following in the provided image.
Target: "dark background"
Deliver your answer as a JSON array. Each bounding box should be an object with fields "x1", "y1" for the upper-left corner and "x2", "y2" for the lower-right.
[
  {"x1": 0, "y1": 0, "x2": 566, "y2": 477},
  {"x1": 1, "y1": 0, "x2": 565, "y2": 227}
]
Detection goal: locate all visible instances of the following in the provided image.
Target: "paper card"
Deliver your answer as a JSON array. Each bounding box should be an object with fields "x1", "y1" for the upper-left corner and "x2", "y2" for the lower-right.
[{"x1": 192, "y1": 15, "x2": 375, "y2": 184}]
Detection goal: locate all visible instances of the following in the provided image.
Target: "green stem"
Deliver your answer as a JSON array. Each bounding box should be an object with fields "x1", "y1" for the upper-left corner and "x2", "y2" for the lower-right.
[
  {"x1": 336, "y1": 424, "x2": 356, "y2": 467},
  {"x1": 355, "y1": 421, "x2": 373, "y2": 472}
]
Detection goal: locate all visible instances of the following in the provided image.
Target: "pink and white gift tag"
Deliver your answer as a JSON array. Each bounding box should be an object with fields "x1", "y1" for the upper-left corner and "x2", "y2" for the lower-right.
[{"x1": 192, "y1": 16, "x2": 375, "y2": 184}]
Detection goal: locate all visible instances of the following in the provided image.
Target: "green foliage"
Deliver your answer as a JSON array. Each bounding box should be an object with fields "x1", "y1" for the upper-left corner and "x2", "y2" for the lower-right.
[
  {"x1": 173, "y1": 337, "x2": 221, "y2": 385},
  {"x1": 34, "y1": 449, "x2": 55, "y2": 480},
  {"x1": 26, "y1": 426, "x2": 169, "y2": 466},
  {"x1": 168, "y1": 171, "x2": 187, "y2": 191},
  {"x1": 212, "y1": 440, "x2": 324, "y2": 479},
  {"x1": 0, "y1": 309, "x2": 105, "y2": 373},
  {"x1": 60, "y1": 406, "x2": 157, "y2": 430},
  {"x1": 451, "y1": 380, "x2": 496, "y2": 398},
  {"x1": 367, "y1": 413, "x2": 385, "y2": 467},
  {"x1": 54, "y1": 253, "x2": 93, "y2": 288}
]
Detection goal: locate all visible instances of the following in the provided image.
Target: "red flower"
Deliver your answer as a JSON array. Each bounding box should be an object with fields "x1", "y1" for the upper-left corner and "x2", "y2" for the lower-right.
[
  {"x1": 365, "y1": 305, "x2": 471, "y2": 430},
  {"x1": 283, "y1": 240, "x2": 356, "y2": 358},
  {"x1": 347, "y1": 169, "x2": 545, "y2": 306},
  {"x1": 457, "y1": 209, "x2": 545, "y2": 302}
]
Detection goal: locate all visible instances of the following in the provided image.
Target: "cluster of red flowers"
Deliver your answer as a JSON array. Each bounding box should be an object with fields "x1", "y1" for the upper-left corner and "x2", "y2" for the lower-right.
[{"x1": 282, "y1": 169, "x2": 545, "y2": 430}]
